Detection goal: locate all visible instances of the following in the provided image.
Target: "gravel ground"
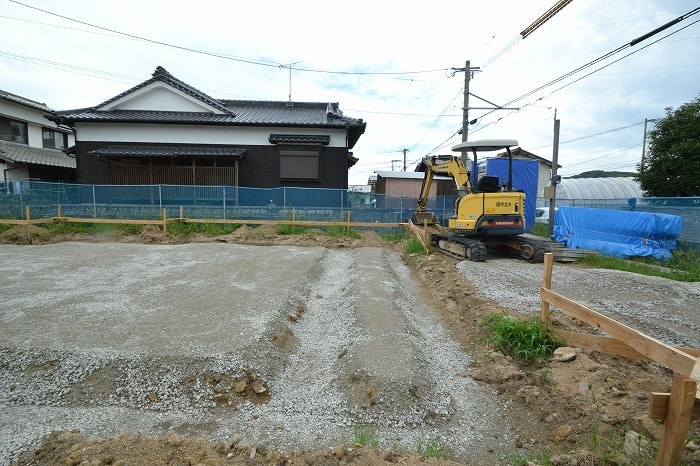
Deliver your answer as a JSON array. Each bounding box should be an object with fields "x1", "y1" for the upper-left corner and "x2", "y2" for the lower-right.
[
  {"x1": 0, "y1": 242, "x2": 512, "y2": 465},
  {"x1": 456, "y1": 258, "x2": 700, "y2": 348}
]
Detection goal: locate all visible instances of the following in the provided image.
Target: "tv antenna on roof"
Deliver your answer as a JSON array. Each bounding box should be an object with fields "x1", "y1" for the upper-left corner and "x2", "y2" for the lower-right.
[{"x1": 280, "y1": 61, "x2": 301, "y2": 106}]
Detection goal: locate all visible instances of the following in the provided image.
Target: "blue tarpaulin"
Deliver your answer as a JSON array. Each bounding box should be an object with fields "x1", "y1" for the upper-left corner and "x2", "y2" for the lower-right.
[
  {"x1": 485, "y1": 159, "x2": 539, "y2": 229},
  {"x1": 552, "y1": 206, "x2": 682, "y2": 260}
]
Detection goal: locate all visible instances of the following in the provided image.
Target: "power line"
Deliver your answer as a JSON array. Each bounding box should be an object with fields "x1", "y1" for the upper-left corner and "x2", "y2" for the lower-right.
[
  {"x1": 476, "y1": 7, "x2": 700, "y2": 122},
  {"x1": 8, "y1": 1, "x2": 449, "y2": 76}
]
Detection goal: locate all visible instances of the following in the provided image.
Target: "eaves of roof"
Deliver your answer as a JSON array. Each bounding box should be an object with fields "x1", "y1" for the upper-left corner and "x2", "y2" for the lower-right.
[
  {"x1": 89, "y1": 145, "x2": 246, "y2": 158},
  {"x1": 56, "y1": 110, "x2": 240, "y2": 125},
  {"x1": 0, "y1": 89, "x2": 53, "y2": 112},
  {"x1": 0, "y1": 141, "x2": 76, "y2": 169}
]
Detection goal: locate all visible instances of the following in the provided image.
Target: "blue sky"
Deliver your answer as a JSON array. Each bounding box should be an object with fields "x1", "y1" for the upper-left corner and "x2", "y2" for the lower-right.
[{"x1": 2, "y1": 0, "x2": 698, "y2": 185}]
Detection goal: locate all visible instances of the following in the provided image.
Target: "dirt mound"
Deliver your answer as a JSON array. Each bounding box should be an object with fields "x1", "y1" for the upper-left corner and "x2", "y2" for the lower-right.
[
  {"x1": 15, "y1": 430, "x2": 465, "y2": 466},
  {"x1": 0, "y1": 224, "x2": 52, "y2": 244}
]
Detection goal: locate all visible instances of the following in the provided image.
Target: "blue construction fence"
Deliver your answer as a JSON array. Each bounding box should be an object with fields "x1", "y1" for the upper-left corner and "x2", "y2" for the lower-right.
[
  {"x1": 1, "y1": 180, "x2": 698, "y2": 246},
  {"x1": 0, "y1": 180, "x2": 438, "y2": 225}
]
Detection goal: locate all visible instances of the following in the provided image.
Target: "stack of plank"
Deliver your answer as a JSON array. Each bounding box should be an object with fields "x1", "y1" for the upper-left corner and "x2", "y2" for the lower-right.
[{"x1": 518, "y1": 233, "x2": 597, "y2": 263}]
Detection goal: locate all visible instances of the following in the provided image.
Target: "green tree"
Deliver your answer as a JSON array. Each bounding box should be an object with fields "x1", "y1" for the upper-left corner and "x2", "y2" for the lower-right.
[{"x1": 637, "y1": 95, "x2": 700, "y2": 196}]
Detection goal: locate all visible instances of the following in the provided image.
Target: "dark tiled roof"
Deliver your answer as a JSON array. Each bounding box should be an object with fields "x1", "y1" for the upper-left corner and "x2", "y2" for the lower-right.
[
  {"x1": 49, "y1": 67, "x2": 367, "y2": 148},
  {"x1": 60, "y1": 110, "x2": 240, "y2": 124},
  {"x1": 0, "y1": 90, "x2": 53, "y2": 112},
  {"x1": 89, "y1": 145, "x2": 246, "y2": 158},
  {"x1": 0, "y1": 141, "x2": 76, "y2": 168},
  {"x1": 268, "y1": 134, "x2": 331, "y2": 145}
]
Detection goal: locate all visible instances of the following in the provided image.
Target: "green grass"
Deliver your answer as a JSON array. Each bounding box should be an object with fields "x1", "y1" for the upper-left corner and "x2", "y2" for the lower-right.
[
  {"x1": 0, "y1": 223, "x2": 14, "y2": 234},
  {"x1": 531, "y1": 222, "x2": 551, "y2": 238},
  {"x1": 404, "y1": 237, "x2": 427, "y2": 254},
  {"x1": 578, "y1": 247, "x2": 700, "y2": 282},
  {"x1": 482, "y1": 313, "x2": 561, "y2": 364},
  {"x1": 380, "y1": 231, "x2": 407, "y2": 243},
  {"x1": 415, "y1": 429, "x2": 445, "y2": 459},
  {"x1": 352, "y1": 424, "x2": 379, "y2": 449},
  {"x1": 166, "y1": 222, "x2": 239, "y2": 236},
  {"x1": 276, "y1": 223, "x2": 308, "y2": 235},
  {"x1": 324, "y1": 225, "x2": 361, "y2": 239},
  {"x1": 44, "y1": 221, "x2": 124, "y2": 235}
]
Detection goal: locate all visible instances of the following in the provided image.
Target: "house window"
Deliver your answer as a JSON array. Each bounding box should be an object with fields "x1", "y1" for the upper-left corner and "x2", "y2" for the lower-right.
[
  {"x1": 42, "y1": 127, "x2": 67, "y2": 150},
  {"x1": 10, "y1": 120, "x2": 27, "y2": 144},
  {"x1": 279, "y1": 150, "x2": 319, "y2": 180}
]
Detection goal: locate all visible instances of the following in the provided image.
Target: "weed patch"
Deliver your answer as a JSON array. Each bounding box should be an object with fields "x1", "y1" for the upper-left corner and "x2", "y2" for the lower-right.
[
  {"x1": 482, "y1": 313, "x2": 560, "y2": 364},
  {"x1": 277, "y1": 224, "x2": 308, "y2": 235},
  {"x1": 352, "y1": 424, "x2": 378, "y2": 449}
]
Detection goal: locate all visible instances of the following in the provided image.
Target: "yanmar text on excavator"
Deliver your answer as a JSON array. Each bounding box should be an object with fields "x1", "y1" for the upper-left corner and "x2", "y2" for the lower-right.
[{"x1": 411, "y1": 139, "x2": 550, "y2": 262}]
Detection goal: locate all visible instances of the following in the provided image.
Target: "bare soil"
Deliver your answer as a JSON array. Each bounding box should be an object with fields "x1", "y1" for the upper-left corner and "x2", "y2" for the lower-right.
[{"x1": 3, "y1": 223, "x2": 699, "y2": 465}]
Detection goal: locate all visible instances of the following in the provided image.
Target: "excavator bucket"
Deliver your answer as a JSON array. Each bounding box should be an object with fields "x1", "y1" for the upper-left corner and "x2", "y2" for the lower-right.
[{"x1": 411, "y1": 211, "x2": 439, "y2": 225}]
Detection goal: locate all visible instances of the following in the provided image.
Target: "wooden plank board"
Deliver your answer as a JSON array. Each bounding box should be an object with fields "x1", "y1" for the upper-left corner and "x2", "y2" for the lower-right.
[
  {"x1": 541, "y1": 287, "x2": 699, "y2": 377},
  {"x1": 649, "y1": 392, "x2": 700, "y2": 421}
]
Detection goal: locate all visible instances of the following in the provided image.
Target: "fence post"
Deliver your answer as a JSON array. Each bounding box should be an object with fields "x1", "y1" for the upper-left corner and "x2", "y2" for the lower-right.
[
  {"x1": 655, "y1": 374, "x2": 697, "y2": 466},
  {"x1": 57, "y1": 205, "x2": 62, "y2": 218},
  {"x1": 92, "y1": 185, "x2": 97, "y2": 218},
  {"x1": 541, "y1": 252, "x2": 554, "y2": 329},
  {"x1": 162, "y1": 208, "x2": 167, "y2": 235},
  {"x1": 222, "y1": 185, "x2": 226, "y2": 219},
  {"x1": 25, "y1": 206, "x2": 30, "y2": 241},
  {"x1": 158, "y1": 185, "x2": 162, "y2": 212}
]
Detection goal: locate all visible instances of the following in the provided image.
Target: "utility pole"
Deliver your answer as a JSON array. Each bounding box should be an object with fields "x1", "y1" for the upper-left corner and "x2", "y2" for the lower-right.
[
  {"x1": 462, "y1": 60, "x2": 471, "y2": 143},
  {"x1": 548, "y1": 110, "x2": 560, "y2": 236},
  {"x1": 402, "y1": 148, "x2": 408, "y2": 171},
  {"x1": 450, "y1": 61, "x2": 480, "y2": 166}
]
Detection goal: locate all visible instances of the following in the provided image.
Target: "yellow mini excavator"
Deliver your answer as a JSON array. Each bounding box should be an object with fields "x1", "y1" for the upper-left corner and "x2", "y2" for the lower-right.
[{"x1": 411, "y1": 139, "x2": 550, "y2": 262}]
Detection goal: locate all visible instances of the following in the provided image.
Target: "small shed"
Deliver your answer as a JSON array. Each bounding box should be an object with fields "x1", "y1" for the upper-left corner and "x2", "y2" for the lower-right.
[{"x1": 374, "y1": 171, "x2": 454, "y2": 198}]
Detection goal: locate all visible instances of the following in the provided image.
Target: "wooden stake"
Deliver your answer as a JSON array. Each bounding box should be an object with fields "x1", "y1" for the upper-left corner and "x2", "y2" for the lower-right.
[
  {"x1": 162, "y1": 208, "x2": 167, "y2": 235},
  {"x1": 655, "y1": 374, "x2": 697, "y2": 466},
  {"x1": 25, "y1": 206, "x2": 30, "y2": 241},
  {"x1": 57, "y1": 205, "x2": 62, "y2": 218},
  {"x1": 541, "y1": 252, "x2": 554, "y2": 329},
  {"x1": 179, "y1": 206, "x2": 183, "y2": 219}
]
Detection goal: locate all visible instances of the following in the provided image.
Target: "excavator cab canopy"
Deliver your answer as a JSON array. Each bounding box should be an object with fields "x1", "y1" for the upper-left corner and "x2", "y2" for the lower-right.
[
  {"x1": 451, "y1": 139, "x2": 518, "y2": 192},
  {"x1": 451, "y1": 139, "x2": 518, "y2": 152}
]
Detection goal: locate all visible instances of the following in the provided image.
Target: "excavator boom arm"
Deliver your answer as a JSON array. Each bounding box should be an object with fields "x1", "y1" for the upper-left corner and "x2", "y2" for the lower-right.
[{"x1": 416, "y1": 156, "x2": 472, "y2": 212}]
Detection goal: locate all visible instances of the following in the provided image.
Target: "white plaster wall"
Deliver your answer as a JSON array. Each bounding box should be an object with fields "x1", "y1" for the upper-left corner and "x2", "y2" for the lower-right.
[
  {"x1": 0, "y1": 101, "x2": 48, "y2": 126},
  {"x1": 1, "y1": 100, "x2": 75, "y2": 148},
  {"x1": 101, "y1": 84, "x2": 222, "y2": 113},
  {"x1": 76, "y1": 123, "x2": 348, "y2": 147},
  {"x1": 2, "y1": 162, "x2": 29, "y2": 182}
]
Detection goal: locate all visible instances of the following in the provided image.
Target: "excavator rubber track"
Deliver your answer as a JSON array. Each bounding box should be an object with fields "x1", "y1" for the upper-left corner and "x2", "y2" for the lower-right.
[
  {"x1": 430, "y1": 233, "x2": 488, "y2": 262},
  {"x1": 430, "y1": 233, "x2": 555, "y2": 263}
]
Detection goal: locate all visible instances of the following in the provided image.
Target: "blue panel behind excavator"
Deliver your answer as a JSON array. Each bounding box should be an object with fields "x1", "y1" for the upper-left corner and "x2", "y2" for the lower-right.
[
  {"x1": 485, "y1": 159, "x2": 539, "y2": 229},
  {"x1": 552, "y1": 206, "x2": 682, "y2": 260}
]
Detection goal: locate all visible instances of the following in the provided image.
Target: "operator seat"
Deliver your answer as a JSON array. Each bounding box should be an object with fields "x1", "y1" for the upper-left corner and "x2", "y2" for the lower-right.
[{"x1": 476, "y1": 176, "x2": 501, "y2": 193}]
